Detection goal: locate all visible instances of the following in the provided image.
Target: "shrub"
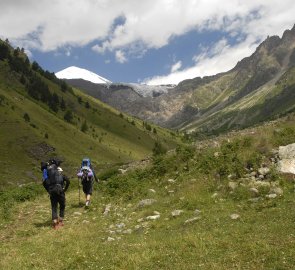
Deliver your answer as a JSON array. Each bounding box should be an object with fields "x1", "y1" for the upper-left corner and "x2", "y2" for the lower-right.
[{"x1": 23, "y1": 112, "x2": 30, "y2": 122}]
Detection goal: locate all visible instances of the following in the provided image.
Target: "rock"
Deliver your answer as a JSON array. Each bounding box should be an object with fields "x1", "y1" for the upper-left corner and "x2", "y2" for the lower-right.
[
  {"x1": 258, "y1": 167, "x2": 270, "y2": 176},
  {"x1": 171, "y1": 210, "x2": 184, "y2": 217},
  {"x1": 118, "y1": 168, "x2": 127, "y2": 174},
  {"x1": 270, "y1": 187, "x2": 283, "y2": 196},
  {"x1": 248, "y1": 197, "x2": 261, "y2": 203},
  {"x1": 266, "y1": 193, "x2": 277, "y2": 199},
  {"x1": 214, "y1": 152, "x2": 219, "y2": 157},
  {"x1": 103, "y1": 204, "x2": 111, "y2": 216},
  {"x1": 138, "y1": 199, "x2": 157, "y2": 208},
  {"x1": 137, "y1": 218, "x2": 144, "y2": 223},
  {"x1": 73, "y1": 212, "x2": 82, "y2": 216},
  {"x1": 82, "y1": 220, "x2": 89, "y2": 224},
  {"x1": 254, "y1": 181, "x2": 270, "y2": 188},
  {"x1": 228, "y1": 181, "x2": 238, "y2": 191},
  {"x1": 148, "y1": 189, "x2": 156, "y2": 194},
  {"x1": 211, "y1": 192, "x2": 218, "y2": 198},
  {"x1": 184, "y1": 217, "x2": 201, "y2": 224},
  {"x1": 153, "y1": 211, "x2": 160, "y2": 215},
  {"x1": 250, "y1": 171, "x2": 257, "y2": 177},
  {"x1": 249, "y1": 187, "x2": 259, "y2": 196},
  {"x1": 116, "y1": 223, "x2": 125, "y2": 229},
  {"x1": 168, "y1": 179, "x2": 176, "y2": 184},
  {"x1": 109, "y1": 230, "x2": 116, "y2": 234},
  {"x1": 146, "y1": 214, "x2": 160, "y2": 220},
  {"x1": 230, "y1": 214, "x2": 240, "y2": 220},
  {"x1": 278, "y1": 159, "x2": 295, "y2": 174},
  {"x1": 194, "y1": 209, "x2": 201, "y2": 215},
  {"x1": 122, "y1": 229, "x2": 133, "y2": 234},
  {"x1": 279, "y1": 143, "x2": 295, "y2": 159},
  {"x1": 107, "y1": 237, "x2": 115, "y2": 242}
]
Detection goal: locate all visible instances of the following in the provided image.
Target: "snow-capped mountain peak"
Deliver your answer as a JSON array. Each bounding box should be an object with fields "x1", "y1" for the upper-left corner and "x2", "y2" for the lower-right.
[{"x1": 55, "y1": 66, "x2": 111, "y2": 84}]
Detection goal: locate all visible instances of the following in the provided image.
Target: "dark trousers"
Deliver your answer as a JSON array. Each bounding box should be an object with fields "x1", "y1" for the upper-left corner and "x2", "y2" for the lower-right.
[{"x1": 50, "y1": 192, "x2": 66, "y2": 220}]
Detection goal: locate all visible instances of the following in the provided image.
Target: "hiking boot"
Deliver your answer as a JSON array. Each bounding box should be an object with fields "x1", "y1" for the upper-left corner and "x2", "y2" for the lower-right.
[
  {"x1": 85, "y1": 200, "x2": 90, "y2": 207},
  {"x1": 59, "y1": 219, "x2": 64, "y2": 227},
  {"x1": 52, "y1": 222, "x2": 59, "y2": 230}
]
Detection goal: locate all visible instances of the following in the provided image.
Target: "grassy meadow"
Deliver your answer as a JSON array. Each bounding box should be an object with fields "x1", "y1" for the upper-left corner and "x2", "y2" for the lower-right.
[{"x1": 1, "y1": 113, "x2": 295, "y2": 269}]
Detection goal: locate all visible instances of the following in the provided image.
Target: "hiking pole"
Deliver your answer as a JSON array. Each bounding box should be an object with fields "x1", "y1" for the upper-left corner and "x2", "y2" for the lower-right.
[{"x1": 78, "y1": 177, "x2": 81, "y2": 206}]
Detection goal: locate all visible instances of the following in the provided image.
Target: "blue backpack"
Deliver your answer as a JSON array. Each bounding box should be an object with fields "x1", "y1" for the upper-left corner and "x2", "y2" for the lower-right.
[{"x1": 81, "y1": 158, "x2": 91, "y2": 168}]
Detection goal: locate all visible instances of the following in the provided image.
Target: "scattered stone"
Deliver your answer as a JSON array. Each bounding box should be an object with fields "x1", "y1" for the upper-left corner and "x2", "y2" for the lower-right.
[
  {"x1": 214, "y1": 152, "x2": 219, "y2": 157},
  {"x1": 138, "y1": 199, "x2": 157, "y2": 208},
  {"x1": 250, "y1": 171, "x2": 257, "y2": 177},
  {"x1": 184, "y1": 217, "x2": 201, "y2": 224},
  {"x1": 82, "y1": 220, "x2": 89, "y2": 224},
  {"x1": 249, "y1": 187, "x2": 259, "y2": 196},
  {"x1": 148, "y1": 189, "x2": 156, "y2": 194},
  {"x1": 109, "y1": 230, "x2": 116, "y2": 235},
  {"x1": 122, "y1": 229, "x2": 133, "y2": 234},
  {"x1": 73, "y1": 212, "x2": 82, "y2": 216},
  {"x1": 211, "y1": 192, "x2": 218, "y2": 199},
  {"x1": 171, "y1": 210, "x2": 184, "y2": 217},
  {"x1": 270, "y1": 187, "x2": 283, "y2": 196},
  {"x1": 134, "y1": 225, "x2": 141, "y2": 230},
  {"x1": 107, "y1": 237, "x2": 115, "y2": 242},
  {"x1": 266, "y1": 193, "x2": 277, "y2": 199},
  {"x1": 153, "y1": 211, "x2": 160, "y2": 215},
  {"x1": 194, "y1": 209, "x2": 201, "y2": 215},
  {"x1": 230, "y1": 214, "x2": 240, "y2": 220},
  {"x1": 258, "y1": 174, "x2": 265, "y2": 180},
  {"x1": 248, "y1": 197, "x2": 261, "y2": 203},
  {"x1": 118, "y1": 168, "x2": 127, "y2": 174},
  {"x1": 258, "y1": 167, "x2": 270, "y2": 176},
  {"x1": 146, "y1": 214, "x2": 160, "y2": 220},
  {"x1": 168, "y1": 190, "x2": 174, "y2": 194},
  {"x1": 168, "y1": 179, "x2": 176, "y2": 184},
  {"x1": 137, "y1": 218, "x2": 144, "y2": 223},
  {"x1": 254, "y1": 181, "x2": 270, "y2": 188},
  {"x1": 228, "y1": 181, "x2": 238, "y2": 191},
  {"x1": 116, "y1": 223, "x2": 125, "y2": 229},
  {"x1": 103, "y1": 204, "x2": 111, "y2": 216}
]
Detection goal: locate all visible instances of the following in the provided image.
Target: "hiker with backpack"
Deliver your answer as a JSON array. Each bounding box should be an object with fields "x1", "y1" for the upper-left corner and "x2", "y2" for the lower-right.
[
  {"x1": 77, "y1": 158, "x2": 98, "y2": 207},
  {"x1": 41, "y1": 159, "x2": 70, "y2": 229}
]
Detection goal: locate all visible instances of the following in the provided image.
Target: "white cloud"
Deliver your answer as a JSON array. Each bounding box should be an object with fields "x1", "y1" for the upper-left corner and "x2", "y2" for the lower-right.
[
  {"x1": 145, "y1": 35, "x2": 259, "y2": 85},
  {"x1": 115, "y1": 50, "x2": 127, "y2": 63},
  {"x1": 0, "y1": 0, "x2": 294, "y2": 83},
  {"x1": 170, "y1": 61, "x2": 182, "y2": 73}
]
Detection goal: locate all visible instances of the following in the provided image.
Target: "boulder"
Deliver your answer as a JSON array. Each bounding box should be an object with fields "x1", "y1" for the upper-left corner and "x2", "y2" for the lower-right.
[{"x1": 277, "y1": 143, "x2": 295, "y2": 174}]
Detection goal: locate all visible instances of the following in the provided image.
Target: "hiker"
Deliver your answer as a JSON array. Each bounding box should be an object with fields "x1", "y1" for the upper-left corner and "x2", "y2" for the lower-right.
[
  {"x1": 41, "y1": 159, "x2": 70, "y2": 229},
  {"x1": 77, "y1": 158, "x2": 98, "y2": 207}
]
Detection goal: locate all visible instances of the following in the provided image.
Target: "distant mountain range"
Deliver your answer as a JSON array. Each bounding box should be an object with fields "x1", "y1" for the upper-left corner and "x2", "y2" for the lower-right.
[{"x1": 60, "y1": 24, "x2": 295, "y2": 135}]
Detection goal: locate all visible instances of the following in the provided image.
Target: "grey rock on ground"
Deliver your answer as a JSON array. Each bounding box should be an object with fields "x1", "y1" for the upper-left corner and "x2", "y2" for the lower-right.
[
  {"x1": 171, "y1": 210, "x2": 184, "y2": 217},
  {"x1": 138, "y1": 199, "x2": 157, "y2": 207}
]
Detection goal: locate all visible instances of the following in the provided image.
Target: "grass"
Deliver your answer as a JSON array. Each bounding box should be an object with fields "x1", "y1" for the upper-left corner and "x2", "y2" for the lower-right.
[
  {"x1": 0, "y1": 60, "x2": 180, "y2": 189},
  {"x1": 1, "y1": 114, "x2": 295, "y2": 269}
]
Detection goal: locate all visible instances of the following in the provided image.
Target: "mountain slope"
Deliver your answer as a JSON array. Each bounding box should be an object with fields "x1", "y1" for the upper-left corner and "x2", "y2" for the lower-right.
[
  {"x1": 1, "y1": 112, "x2": 295, "y2": 269},
  {"x1": 67, "y1": 25, "x2": 295, "y2": 135},
  {"x1": 0, "y1": 41, "x2": 179, "y2": 189}
]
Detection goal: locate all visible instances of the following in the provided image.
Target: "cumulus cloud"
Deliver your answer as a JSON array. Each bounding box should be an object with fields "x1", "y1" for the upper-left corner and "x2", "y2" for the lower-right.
[
  {"x1": 144, "y1": 36, "x2": 259, "y2": 85},
  {"x1": 0, "y1": 0, "x2": 294, "y2": 82},
  {"x1": 115, "y1": 50, "x2": 127, "y2": 63},
  {"x1": 170, "y1": 61, "x2": 182, "y2": 73}
]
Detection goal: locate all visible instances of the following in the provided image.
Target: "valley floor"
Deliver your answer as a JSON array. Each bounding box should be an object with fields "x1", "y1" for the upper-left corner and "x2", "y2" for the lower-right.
[{"x1": 1, "y1": 173, "x2": 295, "y2": 270}]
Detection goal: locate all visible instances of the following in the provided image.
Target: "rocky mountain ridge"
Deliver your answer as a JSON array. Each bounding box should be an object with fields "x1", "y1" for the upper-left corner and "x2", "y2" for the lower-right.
[{"x1": 66, "y1": 25, "x2": 295, "y2": 135}]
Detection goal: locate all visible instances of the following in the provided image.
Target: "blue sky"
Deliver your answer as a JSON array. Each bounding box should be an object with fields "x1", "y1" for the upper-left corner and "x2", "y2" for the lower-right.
[{"x1": 0, "y1": 0, "x2": 295, "y2": 84}]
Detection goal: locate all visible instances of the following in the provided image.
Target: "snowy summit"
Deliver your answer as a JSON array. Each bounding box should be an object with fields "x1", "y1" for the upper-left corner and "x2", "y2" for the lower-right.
[{"x1": 55, "y1": 66, "x2": 111, "y2": 84}]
